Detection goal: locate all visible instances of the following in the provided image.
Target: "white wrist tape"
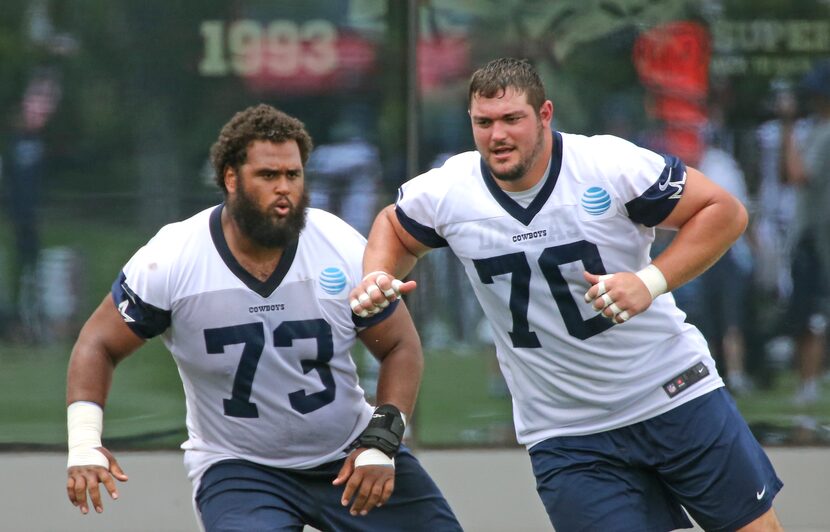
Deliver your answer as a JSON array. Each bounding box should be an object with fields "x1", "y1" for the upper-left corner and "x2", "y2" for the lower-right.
[
  {"x1": 635, "y1": 264, "x2": 668, "y2": 299},
  {"x1": 355, "y1": 448, "x2": 395, "y2": 468},
  {"x1": 67, "y1": 401, "x2": 109, "y2": 469}
]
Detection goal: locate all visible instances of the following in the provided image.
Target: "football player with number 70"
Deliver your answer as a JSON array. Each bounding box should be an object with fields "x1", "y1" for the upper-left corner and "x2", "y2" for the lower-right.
[{"x1": 350, "y1": 58, "x2": 784, "y2": 532}]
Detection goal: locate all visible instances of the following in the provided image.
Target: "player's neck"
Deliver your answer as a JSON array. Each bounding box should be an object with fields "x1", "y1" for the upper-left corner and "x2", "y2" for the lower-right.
[{"x1": 221, "y1": 209, "x2": 284, "y2": 281}]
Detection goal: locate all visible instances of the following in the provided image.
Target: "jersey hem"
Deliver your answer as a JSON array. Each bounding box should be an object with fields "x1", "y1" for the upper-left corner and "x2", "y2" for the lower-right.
[{"x1": 523, "y1": 381, "x2": 725, "y2": 449}]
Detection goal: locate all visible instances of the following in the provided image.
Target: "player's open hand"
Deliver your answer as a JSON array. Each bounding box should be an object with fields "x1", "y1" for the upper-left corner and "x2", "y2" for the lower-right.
[
  {"x1": 66, "y1": 447, "x2": 128, "y2": 514},
  {"x1": 583, "y1": 271, "x2": 654, "y2": 324},
  {"x1": 349, "y1": 271, "x2": 416, "y2": 318},
  {"x1": 333, "y1": 448, "x2": 395, "y2": 516}
]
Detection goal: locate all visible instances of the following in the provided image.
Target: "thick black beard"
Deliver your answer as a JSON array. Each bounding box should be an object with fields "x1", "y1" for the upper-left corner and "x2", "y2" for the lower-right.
[
  {"x1": 228, "y1": 184, "x2": 309, "y2": 249},
  {"x1": 490, "y1": 122, "x2": 546, "y2": 182}
]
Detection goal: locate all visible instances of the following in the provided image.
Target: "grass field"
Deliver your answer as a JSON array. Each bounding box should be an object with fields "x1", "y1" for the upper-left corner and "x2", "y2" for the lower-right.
[
  {"x1": 1, "y1": 216, "x2": 828, "y2": 450},
  {"x1": 416, "y1": 348, "x2": 830, "y2": 447},
  {"x1": 0, "y1": 340, "x2": 187, "y2": 448},
  {"x1": 3, "y1": 337, "x2": 827, "y2": 450},
  {"x1": 0, "y1": 214, "x2": 189, "y2": 449}
]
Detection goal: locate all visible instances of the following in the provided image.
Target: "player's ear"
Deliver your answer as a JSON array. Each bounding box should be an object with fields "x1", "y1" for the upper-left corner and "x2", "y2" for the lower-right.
[
  {"x1": 539, "y1": 100, "x2": 554, "y2": 124},
  {"x1": 224, "y1": 166, "x2": 238, "y2": 193}
]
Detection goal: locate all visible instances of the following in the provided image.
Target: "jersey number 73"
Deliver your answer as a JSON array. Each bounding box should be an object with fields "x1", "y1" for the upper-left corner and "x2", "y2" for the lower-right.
[{"x1": 203, "y1": 319, "x2": 336, "y2": 418}]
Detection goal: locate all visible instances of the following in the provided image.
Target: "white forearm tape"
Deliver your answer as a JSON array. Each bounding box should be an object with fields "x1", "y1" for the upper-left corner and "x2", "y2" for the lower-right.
[
  {"x1": 354, "y1": 448, "x2": 395, "y2": 468},
  {"x1": 67, "y1": 401, "x2": 109, "y2": 469},
  {"x1": 635, "y1": 264, "x2": 668, "y2": 299}
]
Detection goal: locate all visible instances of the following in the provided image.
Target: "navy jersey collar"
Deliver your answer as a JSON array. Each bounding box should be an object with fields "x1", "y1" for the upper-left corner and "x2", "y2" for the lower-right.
[
  {"x1": 479, "y1": 130, "x2": 563, "y2": 226},
  {"x1": 209, "y1": 204, "x2": 299, "y2": 298}
]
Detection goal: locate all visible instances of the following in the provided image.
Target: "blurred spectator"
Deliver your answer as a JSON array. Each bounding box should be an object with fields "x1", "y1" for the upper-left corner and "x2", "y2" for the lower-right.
[
  {"x1": 752, "y1": 80, "x2": 809, "y2": 305},
  {"x1": 782, "y1": 61, "x2": 830, "y2": 405},
  {"x1": 646, "y1": 71, "x2": 756, "y2": 395},
  {"x1": 750, "y1": 79, "x2": 812, "y2": 392},
  {"x1": 689, "y1": 132, "x2": 755, "y2": 395},
  {"x1": 305, "y1": 110, "x2": 383, "y2": 398},
  {"x1": 2, "y1": 70, "x2": 61, "y2": 342},
  {"x1": 306, "y1": 112, "x2": 381, "y2": 237}
]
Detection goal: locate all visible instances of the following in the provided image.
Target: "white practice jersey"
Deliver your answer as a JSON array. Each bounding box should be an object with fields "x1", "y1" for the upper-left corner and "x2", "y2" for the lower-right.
[
  {"x1": 396, "y1": 132, "x2": 724, "y2": 447},
  {"x1": 112, "y1": 206, "x2": 395, "y2": 486}
]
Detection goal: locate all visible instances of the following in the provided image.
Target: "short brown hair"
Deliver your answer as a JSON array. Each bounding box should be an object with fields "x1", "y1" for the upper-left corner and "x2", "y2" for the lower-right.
[
  {"x1": 210, "y1": 104, "x2": 314, "y2": 193},
  {"x1": 468, "y1": 58, "x2": 547, "y2": 114}
]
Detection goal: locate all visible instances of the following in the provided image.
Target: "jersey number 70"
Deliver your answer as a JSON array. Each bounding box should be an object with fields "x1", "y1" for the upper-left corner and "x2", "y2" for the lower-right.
[{"x1": 473, "y1": 240, "x2": 613, "y2": 345}]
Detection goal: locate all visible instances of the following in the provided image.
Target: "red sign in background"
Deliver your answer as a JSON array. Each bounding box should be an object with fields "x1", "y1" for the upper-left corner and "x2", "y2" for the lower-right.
[
  {"x1": 633, "y1": 21, "x2": 711, "y2": 161},
  {"x1": 417, "y1": 35, "x2": 471, "y2": 92}
]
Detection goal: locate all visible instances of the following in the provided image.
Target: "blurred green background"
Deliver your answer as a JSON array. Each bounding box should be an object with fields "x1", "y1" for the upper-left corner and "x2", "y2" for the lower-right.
[
  {"x1": 1, "y1": 0, "x2": 829, "y2": 450},
  {"x1": 1, "y1": 209, "x2": 827, "y2": 449}
]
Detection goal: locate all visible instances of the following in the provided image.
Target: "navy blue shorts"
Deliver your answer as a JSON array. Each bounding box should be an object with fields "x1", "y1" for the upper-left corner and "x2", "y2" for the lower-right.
[
  {"x1": 529, "y1": 388, "x2": 782, "y2": 532},
  {"x1": 696, "y1": 250, "x2": 749, "y2": 339},
  {"x1": 195, "y1": 446, "x2": 461, "y2": 532},
  {"x1": 786, "y1": 232, "x2": 828, "y2": 335}
]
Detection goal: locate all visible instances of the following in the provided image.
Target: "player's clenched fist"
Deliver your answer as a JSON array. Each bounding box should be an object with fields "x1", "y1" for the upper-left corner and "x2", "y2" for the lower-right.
[
  {"x1": 583, "y1": 264, "x2": 668, "y2": 324},
  {"x1": 349, "y1": 271, "x2": 415, "y2": 317}
]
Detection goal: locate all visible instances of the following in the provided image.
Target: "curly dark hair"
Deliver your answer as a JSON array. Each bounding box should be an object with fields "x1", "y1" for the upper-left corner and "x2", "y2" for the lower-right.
[
  {"x1": 468, "y1": 58, "x2": 547, "y2": 114},
  {"x1": 210, "y1": 104, "x2": 314, "y2": 194}
]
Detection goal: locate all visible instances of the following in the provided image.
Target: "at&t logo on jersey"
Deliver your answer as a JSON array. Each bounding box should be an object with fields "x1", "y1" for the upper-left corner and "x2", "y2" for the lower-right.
[
  {"x1": 580, "y1": 186, "x2": 613, "y2": 217},
  {"x1": 319, "y1": 267, "x2": 348, "y2": 296}
]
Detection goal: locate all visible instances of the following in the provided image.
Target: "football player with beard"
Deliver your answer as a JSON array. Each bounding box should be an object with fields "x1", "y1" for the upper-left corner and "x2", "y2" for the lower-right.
[{"x1": 65, "y1": 104, "x2": 461, "y2": 532}]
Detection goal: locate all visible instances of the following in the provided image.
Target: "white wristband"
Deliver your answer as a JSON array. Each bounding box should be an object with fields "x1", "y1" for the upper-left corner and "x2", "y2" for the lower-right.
[
  {"x1": 635, "y1": 264, "x2": 668, "y2": 300},
  {"x1": 354, "y1": 448, "x2": 395, "y2": 468},
  {"x1": 67, "y1": 401, "x2": 109, "y2": 469}
]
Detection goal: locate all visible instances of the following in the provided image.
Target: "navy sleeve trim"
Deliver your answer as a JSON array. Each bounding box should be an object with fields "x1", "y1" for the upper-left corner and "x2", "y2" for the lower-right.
[
  {"x1": 352, "y1": 298, "x2": 401, "y2": 328},
  {"x1": 111, "y1": 271, "x2": 171, "y2": 339},
  {"x1": 395, "y1": 204, "x2": 448, "y2": 249},
  {"x1": 625, "y1": 154, "x2": 687, "y2": 227}
]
